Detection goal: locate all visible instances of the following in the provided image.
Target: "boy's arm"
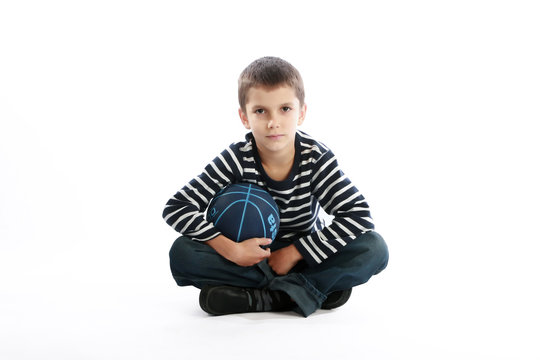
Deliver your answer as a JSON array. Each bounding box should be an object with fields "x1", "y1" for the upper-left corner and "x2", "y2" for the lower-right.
[
  {"x1": 207, "y1": 235, "x2": 272, "y2": 267},
  {"x1": 163, "y1": 144, "x2": 273, "y2": 267},
  {"x1": 162, "y1": 146, "x2": 242, "y2": 242},
  {"x1": 293, "y1": 150, "x2": 374, "y2": 267}
]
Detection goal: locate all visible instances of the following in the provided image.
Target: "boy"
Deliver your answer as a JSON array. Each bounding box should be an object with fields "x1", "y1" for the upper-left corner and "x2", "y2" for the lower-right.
[{"x1": 163, "y1": 56, "x2": 388, "y2": 317}]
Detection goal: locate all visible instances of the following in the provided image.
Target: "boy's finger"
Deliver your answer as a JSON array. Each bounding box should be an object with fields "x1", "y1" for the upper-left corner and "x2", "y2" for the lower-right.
[{"x1": 257, "y1": 238, "x2": 272, "y2": 246}]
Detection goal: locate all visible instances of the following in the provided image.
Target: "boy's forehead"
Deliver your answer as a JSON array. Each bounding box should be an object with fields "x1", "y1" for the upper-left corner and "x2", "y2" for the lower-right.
[{"x1": 245, "y1": 85, "x2": 299, "y2": 106}]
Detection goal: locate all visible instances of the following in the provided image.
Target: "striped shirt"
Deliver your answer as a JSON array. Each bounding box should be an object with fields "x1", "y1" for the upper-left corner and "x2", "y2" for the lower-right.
[{"x1": 163, "y1": 130, "x2": 374, "y2": 266}]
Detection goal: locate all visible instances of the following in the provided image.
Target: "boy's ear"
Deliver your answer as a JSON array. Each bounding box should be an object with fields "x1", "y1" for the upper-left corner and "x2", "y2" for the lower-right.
[
  {"x1": 298, "y1": 103, "x2": 307, "y2": 126},
  {"x1": 238, "y1": 108, "x2": 251, "y2": 129}
]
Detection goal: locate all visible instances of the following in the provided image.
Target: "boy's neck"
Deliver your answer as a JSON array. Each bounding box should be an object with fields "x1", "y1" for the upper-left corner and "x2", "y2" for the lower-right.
[{"x1": 257, "y1": 145, "x2": 296, "y2": 182}]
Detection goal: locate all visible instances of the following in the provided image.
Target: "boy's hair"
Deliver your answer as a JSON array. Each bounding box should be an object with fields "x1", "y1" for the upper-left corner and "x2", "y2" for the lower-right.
[{"x1": 238, "y1": 56, "x2": 305, "y2": 112}]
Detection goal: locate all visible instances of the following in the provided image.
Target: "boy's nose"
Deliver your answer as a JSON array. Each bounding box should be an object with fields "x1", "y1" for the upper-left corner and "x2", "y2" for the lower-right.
[{"x1": 267, "y1": 119, "x2": 279, "y2": 129}]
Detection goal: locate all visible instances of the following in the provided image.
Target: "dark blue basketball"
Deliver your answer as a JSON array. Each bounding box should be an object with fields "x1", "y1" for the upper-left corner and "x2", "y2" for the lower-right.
[{"x1": 206, "y1": 183, "x2": 280, "y2": 242}]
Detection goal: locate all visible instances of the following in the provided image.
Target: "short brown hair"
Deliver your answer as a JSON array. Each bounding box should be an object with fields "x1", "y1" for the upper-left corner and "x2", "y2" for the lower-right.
[{"x1": 238, "y1": 56, "x2": 305, "y2": 112}]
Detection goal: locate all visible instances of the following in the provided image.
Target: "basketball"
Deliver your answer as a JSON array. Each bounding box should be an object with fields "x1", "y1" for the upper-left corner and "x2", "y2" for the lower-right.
[{"x1": 206, "y1": 183, "x2": 280, "y2": 243}]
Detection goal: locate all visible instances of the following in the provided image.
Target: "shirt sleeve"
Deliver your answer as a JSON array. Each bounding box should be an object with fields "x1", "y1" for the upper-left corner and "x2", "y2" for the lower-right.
[
  {"x1": 293, "y1": 149, "x2": 374, "y2": 266},
  {"x1": 162, "y1": 145, "x2": 243, "y2": 241}
]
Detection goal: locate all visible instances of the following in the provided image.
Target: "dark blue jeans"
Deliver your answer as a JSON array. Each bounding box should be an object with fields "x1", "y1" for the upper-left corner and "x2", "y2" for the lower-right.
[{"x1": 169, "y1": 231, "x2": 389, "y2": 317}]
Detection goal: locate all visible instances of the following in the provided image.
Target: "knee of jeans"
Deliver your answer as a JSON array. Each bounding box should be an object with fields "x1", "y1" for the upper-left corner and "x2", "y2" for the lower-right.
[
  {"x1": 365, "y1": 231, "x2": 389, "y2": 273},
  {"x1": 169, "y1": 236, "x2": 197, "y2": 275},
  {"x1": 357, "y1": 231, "x2": 389, "y2": 271}
]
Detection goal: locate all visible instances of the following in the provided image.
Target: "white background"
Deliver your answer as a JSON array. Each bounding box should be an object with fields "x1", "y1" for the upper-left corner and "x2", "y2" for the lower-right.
[{"x1": 1, "y1": 1, "x2": 539, "y2": 359}]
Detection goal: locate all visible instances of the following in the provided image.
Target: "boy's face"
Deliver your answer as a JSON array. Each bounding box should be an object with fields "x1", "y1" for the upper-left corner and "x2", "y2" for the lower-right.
[{"x1": 239, "y1": 85, "x2": 306, "y2": 160}]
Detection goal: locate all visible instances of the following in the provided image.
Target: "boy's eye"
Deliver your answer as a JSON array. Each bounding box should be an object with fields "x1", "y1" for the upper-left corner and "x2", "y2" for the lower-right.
[
  {"x1": 255, "y1": 109, "x2": 265, "y2": 114},
  {"x1": 282, "y1": 106, "x2": 291, "y2": 112}
]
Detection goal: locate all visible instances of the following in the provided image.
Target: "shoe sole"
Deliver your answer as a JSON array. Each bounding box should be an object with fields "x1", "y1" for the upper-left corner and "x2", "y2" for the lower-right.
[{"x1": 321, "y1": 288, "x2": 352, "y2": 310}]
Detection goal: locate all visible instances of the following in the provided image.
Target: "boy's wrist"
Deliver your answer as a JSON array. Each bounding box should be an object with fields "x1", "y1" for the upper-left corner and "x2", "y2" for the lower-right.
[
  {"x1": 287, "y1": 244, "x2": 303, "y2": 262},
  {"x1": 206, "y1": 234, "x2": 238, "y2": 262}
]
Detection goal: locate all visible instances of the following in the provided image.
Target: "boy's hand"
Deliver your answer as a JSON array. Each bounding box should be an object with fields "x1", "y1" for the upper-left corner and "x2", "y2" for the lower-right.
[
  {"x1": 268, "y1": 245, "x2": 303, "y2": 275},
  {"x1": 207, "y1": 235, "x2": 271, "y2": 267},
  {"x1": 234, "y1": 238, "x2": 272, "y2": 266}
]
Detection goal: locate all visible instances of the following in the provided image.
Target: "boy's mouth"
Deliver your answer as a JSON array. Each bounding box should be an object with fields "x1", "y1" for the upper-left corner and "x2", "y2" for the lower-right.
[{"x1": 267, "y1": 134, "x2": 284, "y2": 140}]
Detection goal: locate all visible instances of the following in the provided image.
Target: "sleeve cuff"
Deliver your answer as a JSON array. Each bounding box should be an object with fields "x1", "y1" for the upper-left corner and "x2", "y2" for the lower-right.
[{"x1": 293, "y1": 241, "x2": 321, "y2": 267}]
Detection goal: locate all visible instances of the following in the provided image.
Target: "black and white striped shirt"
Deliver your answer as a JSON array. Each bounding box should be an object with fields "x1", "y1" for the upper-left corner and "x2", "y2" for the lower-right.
[{"x1": 163, "y1": 130, "x2": 374, "y2": 266}]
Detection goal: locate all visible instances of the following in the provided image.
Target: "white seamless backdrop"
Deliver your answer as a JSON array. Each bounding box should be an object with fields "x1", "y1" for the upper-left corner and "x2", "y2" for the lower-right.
[{"x1": 1, "y1": 1, "x2": 539, "y2": 359}]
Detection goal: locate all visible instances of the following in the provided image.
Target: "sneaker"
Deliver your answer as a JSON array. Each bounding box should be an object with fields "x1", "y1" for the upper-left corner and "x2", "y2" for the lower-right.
[
  {"x1": 199, "y1": 285, "x2": 294, "y2": 315},
  {"x1": 321, "y1": 289, "x2": 352, "y2": 310}
]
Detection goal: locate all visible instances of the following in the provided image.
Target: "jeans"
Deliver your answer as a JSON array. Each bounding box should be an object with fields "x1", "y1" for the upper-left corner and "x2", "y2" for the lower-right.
[{"x1": 169, "y1": 231, "x2": 389, "y2": 317}]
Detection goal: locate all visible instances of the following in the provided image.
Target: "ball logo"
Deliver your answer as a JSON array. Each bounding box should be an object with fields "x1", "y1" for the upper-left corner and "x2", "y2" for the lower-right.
[{"x1": 268, "y1": 214, "x2": 277, "y2": 239}]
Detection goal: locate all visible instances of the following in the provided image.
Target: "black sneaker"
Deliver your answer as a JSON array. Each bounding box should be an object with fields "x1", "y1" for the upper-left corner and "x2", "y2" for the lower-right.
[
  {"x1": 321, "y1": 289, "x2": 352, "y2": 310},
  {"x1": 199, "y1": 285, "x2": 294, "y2": 315}
]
